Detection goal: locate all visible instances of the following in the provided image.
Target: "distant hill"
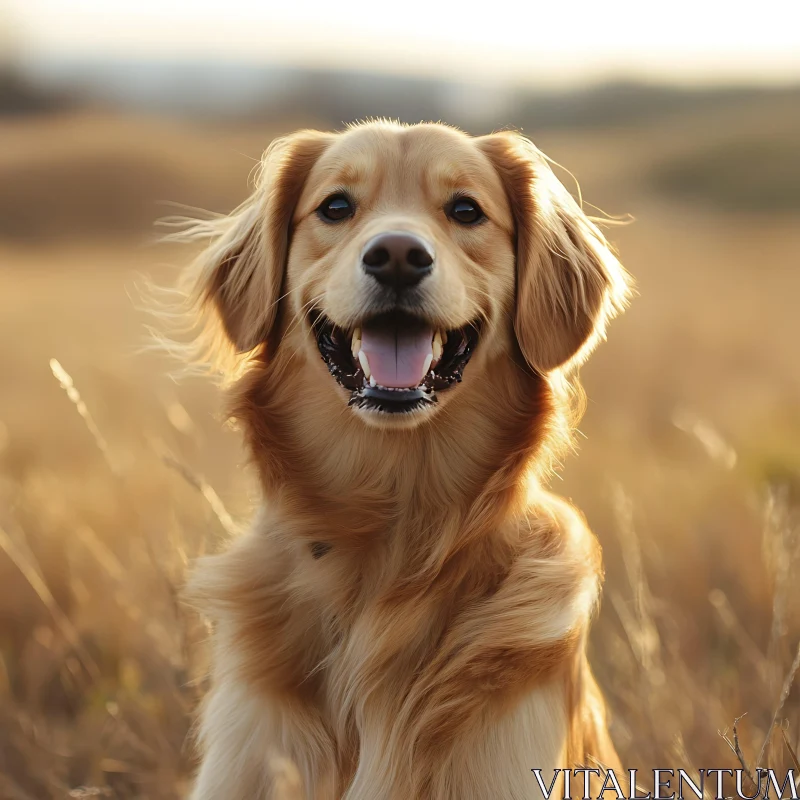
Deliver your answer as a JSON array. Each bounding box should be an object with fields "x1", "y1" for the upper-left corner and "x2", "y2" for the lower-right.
[
  {"x1": 0, "y1": 65, "x2": 74, "y2": 116},
  {"x1": 11, "y1": 56, "x2": 800, "y2": 134},
  {"x1": 651, "y1": 138, "x2": 800, "y2": 213},
  {"x1": 1, "y1": 58, "x2": 799, "y2": 243}
]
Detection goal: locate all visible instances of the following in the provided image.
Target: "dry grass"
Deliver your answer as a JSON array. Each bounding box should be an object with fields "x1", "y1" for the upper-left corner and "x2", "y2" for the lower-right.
[{"x1": 0, "y1": 109, "x2": 799, "y2": 798}]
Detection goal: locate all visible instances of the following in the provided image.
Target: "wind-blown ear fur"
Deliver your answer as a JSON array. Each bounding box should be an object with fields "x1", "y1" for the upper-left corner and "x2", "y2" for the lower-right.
[
  {"x1": 479, "y1": 132, "x2": 632, "y2": 373},
  {"x1": 176, "y1": 130, "x2": 332, "y2": 358}
]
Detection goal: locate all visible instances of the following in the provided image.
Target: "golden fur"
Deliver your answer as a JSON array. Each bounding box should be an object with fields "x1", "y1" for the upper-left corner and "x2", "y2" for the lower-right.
[{"x1": 172, "y1": 121, "x2": 632, "y2": 799}]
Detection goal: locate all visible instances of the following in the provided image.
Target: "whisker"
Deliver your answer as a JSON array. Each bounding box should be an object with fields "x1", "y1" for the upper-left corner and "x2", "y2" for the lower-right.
[
  {"x1": 283, "y1": 292, "x2": 326, "y2": 343},
  {"x1": 280, "y1": 294, "x2": 327, "y2": 370}
]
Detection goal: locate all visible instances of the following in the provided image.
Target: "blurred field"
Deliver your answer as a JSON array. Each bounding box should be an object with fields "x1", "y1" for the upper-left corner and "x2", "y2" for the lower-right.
[{"x1": 1, "y1": 99, "x2": 800, "y2": 798}]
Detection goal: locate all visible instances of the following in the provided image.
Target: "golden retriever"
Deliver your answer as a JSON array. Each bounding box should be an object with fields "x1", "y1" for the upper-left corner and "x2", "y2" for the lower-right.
[{"x1": 173, "y1": 121, "x2": 632, "y2": 799}]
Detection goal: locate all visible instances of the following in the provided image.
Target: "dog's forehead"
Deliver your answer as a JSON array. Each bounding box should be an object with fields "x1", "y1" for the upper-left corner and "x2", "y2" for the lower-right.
[{"x1": 304, "y1": 123, "x2": 506, "y2": 201}]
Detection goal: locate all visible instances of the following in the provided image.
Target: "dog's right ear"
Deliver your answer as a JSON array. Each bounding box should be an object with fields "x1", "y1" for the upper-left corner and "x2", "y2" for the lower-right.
[{"x1": 185, "y1": 130, "x2": 332, "y2": 355}]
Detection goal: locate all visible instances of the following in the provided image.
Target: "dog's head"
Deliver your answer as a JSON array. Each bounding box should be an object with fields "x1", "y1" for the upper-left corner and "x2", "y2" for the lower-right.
[{"x1": 185, "y1": 122, "x2": 630, "y2": 428}]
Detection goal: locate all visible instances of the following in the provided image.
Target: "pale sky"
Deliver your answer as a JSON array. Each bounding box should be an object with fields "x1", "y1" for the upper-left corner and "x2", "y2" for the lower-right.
[{"x1": 4, "y1": 0, "x2": 800, "y2": 86}]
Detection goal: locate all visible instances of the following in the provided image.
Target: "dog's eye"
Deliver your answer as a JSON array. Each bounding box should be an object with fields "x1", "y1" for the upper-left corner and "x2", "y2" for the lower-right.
[
  {"x1": 447, "y1": 197, "x2": 484, "y2": 225},
  {"x1": 318, "y1": 194, "x2": 354, "y2": 222}
]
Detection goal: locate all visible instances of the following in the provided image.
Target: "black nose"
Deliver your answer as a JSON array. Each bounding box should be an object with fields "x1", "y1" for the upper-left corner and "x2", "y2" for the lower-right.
[{"x1": 361, "y1": 232, "x2": 434, "y2": 288}]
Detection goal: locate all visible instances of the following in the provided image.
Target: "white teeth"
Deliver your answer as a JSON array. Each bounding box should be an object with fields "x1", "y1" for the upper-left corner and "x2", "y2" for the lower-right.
[
  {"x1": 358, "y1": 349, "x2": 371, "y2": 379},
  {"x1": 422, "y1": 353, "x2": 433, "y2": 376},
  {"x1": 369, "y1": 375, "x2": 377, "y2": 387},
  {"x1": 351, "y1": 327, "x2": 362, "y2": 359},
  {"x1": 432, "y1": 330, "x2": 444, "y2": 366}
]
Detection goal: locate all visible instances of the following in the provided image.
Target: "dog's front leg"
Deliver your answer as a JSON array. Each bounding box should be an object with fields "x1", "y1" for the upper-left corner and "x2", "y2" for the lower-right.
[
  {"x1": 190, "y1": 680, "x2": 306, "y2": 800},
  {"x1": 190, "y1": 676, "x2": 345, "y2": 800},
  {"x1": 428, "y1": 683, "x2": 572, "y2": 800},
  {"x1": 341, "y1": 683, "x2": 568, "y2": 800}
]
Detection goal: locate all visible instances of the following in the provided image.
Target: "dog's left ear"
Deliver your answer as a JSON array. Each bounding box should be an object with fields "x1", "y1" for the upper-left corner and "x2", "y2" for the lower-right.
[{"x1": 479, "y1": 132, "x2": 632, "y2": 373}]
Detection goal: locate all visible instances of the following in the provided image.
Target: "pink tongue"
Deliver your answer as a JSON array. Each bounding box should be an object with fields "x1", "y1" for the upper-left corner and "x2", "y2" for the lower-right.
[{"x1": 361, "y1": 321, "x2": 433, "y2": 388}]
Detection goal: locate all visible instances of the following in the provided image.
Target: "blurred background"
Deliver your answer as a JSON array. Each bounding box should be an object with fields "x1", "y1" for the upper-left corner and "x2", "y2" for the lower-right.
[{"x1": 1, "y1": 1, "x2": 799, "y2": 797}]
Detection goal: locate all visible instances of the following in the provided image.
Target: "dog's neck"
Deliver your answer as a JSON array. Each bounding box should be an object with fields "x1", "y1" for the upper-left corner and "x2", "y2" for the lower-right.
[{"x1": 230, "y1": 348, "x2": 560, "y2": 565}]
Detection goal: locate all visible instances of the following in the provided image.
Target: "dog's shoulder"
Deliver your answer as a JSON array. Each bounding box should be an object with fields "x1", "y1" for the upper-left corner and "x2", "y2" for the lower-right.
[{"x1": 516, "y1": 490, "x2": 601, "y2": 567}]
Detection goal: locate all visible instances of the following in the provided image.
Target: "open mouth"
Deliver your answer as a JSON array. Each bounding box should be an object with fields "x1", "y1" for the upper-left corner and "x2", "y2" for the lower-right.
[{"x1": 310, "y1": 310, "x2": 480, "y2": 414}]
